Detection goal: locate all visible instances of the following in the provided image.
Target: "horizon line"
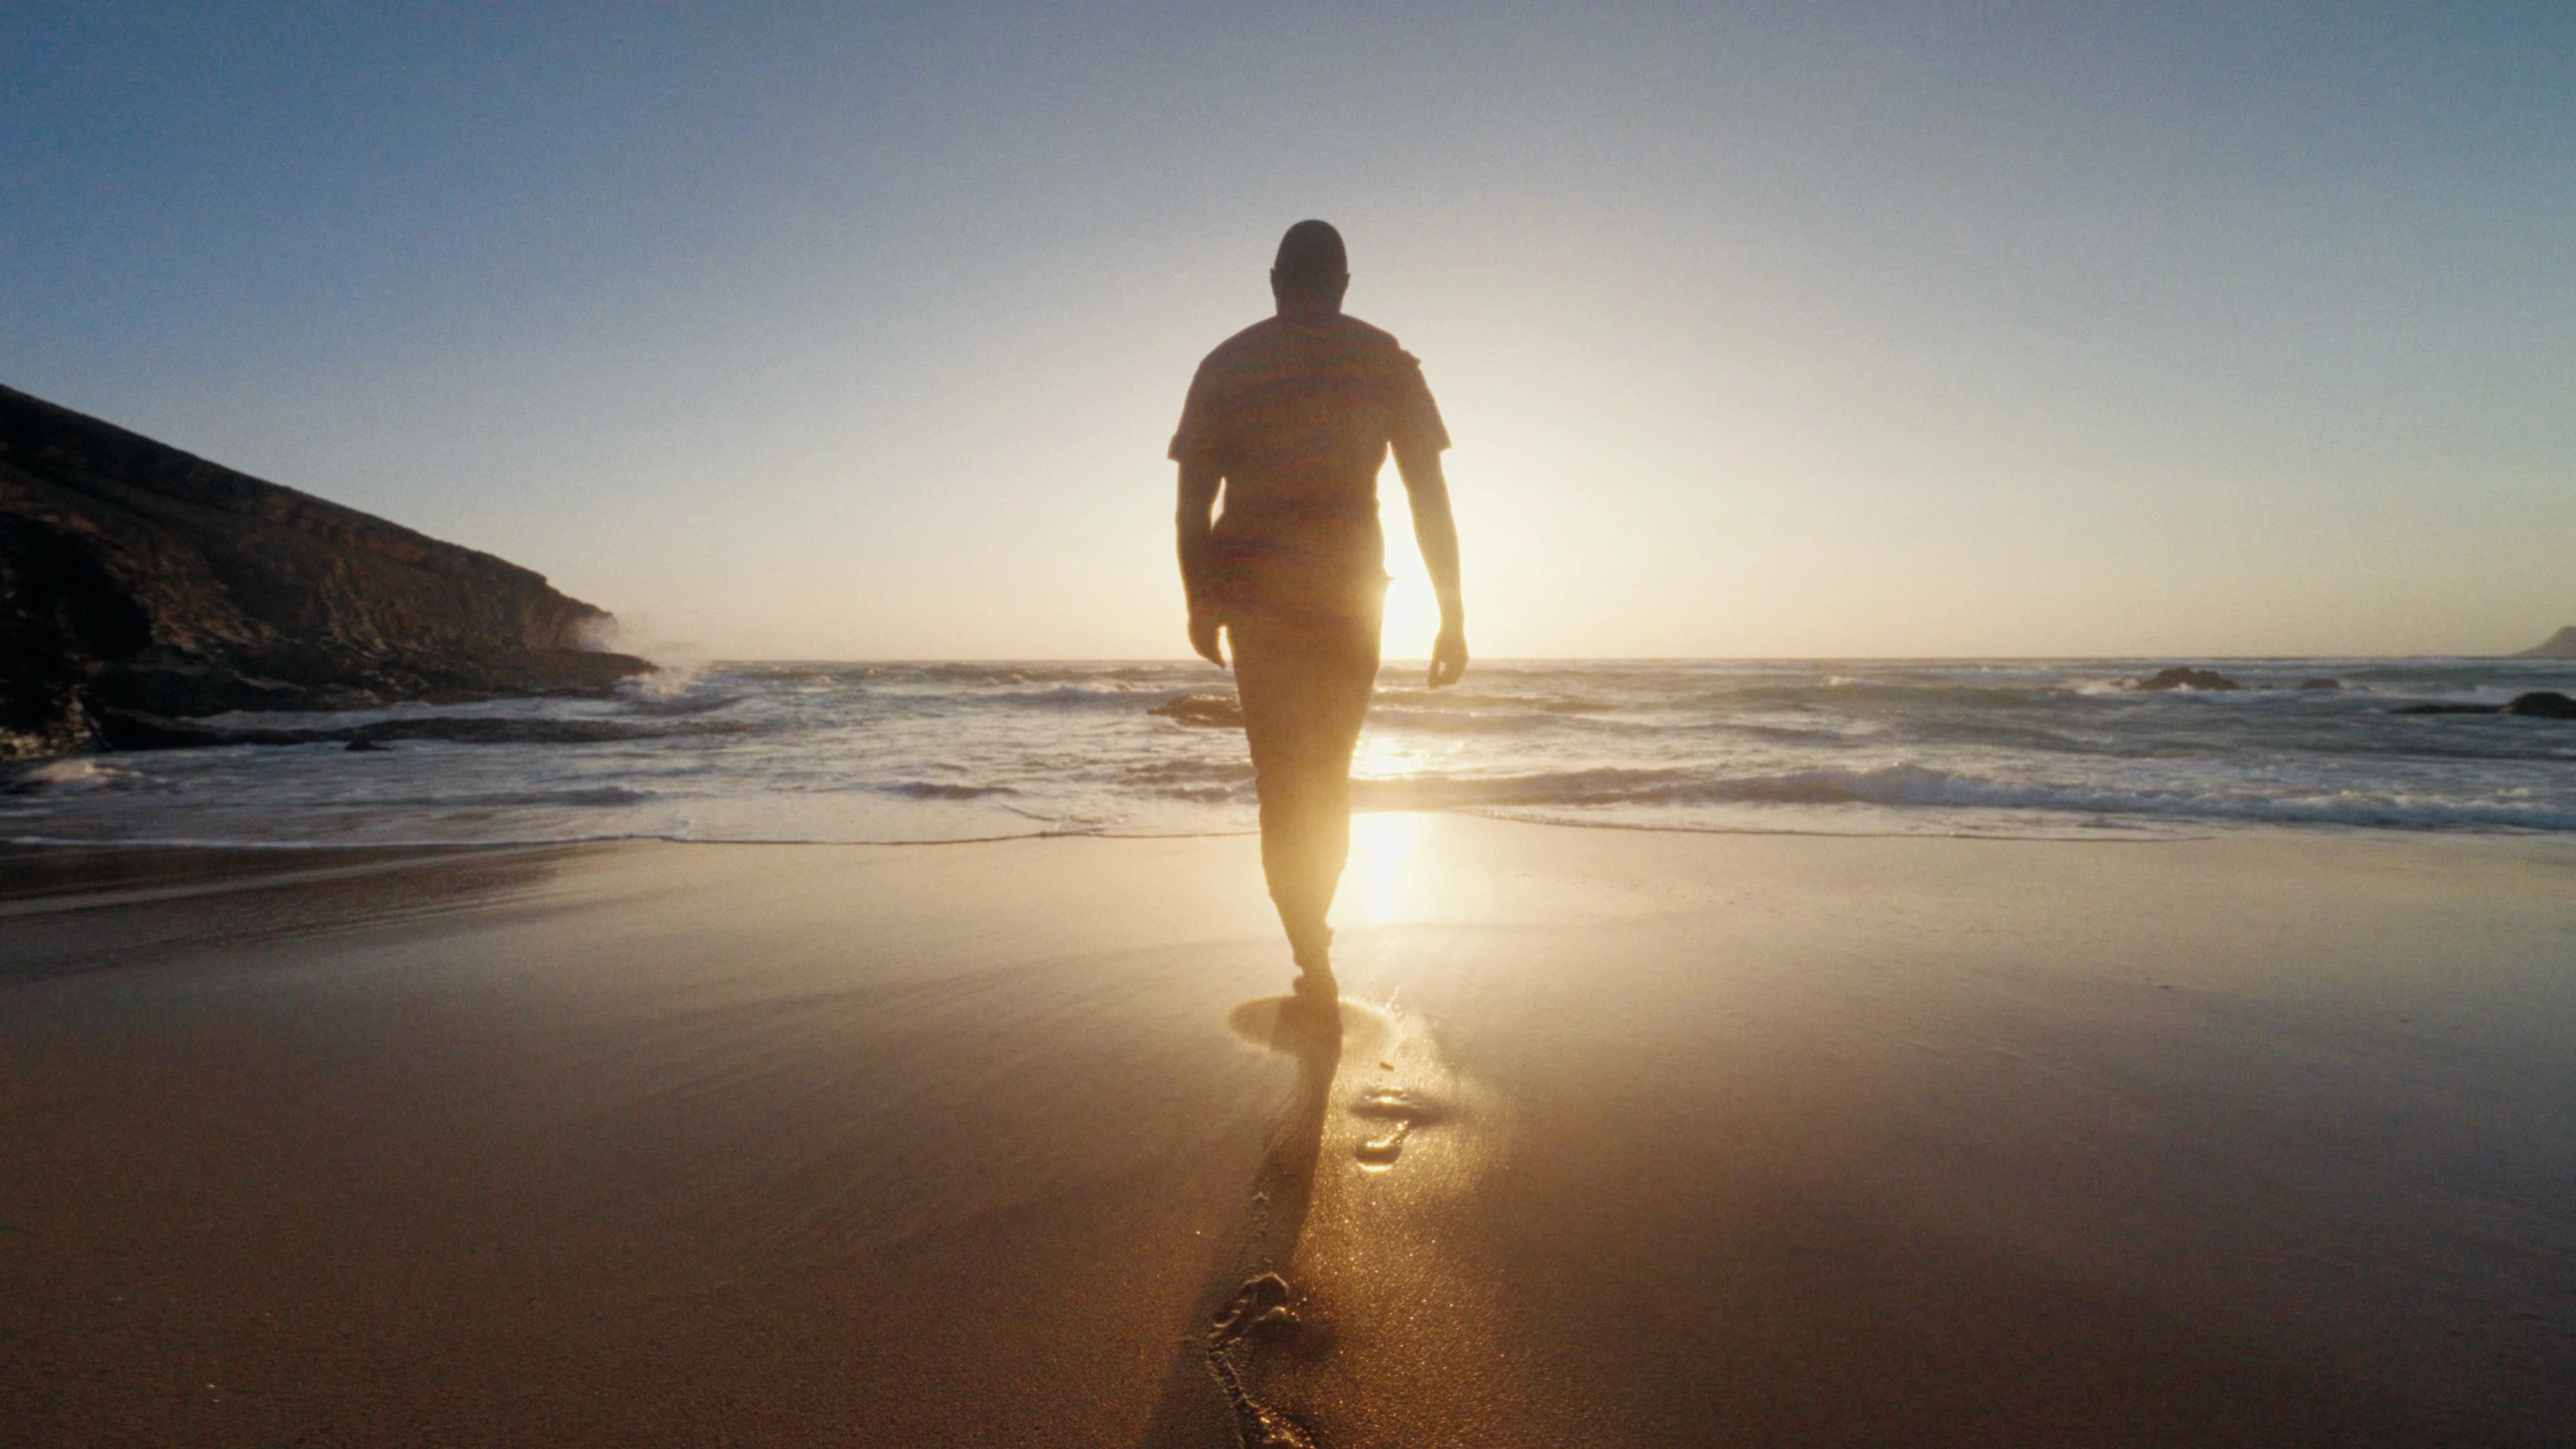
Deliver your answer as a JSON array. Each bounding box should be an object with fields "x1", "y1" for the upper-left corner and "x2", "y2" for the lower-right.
[{"x1": 627, "y1": 652, "x2": 2571, "y2": 666}]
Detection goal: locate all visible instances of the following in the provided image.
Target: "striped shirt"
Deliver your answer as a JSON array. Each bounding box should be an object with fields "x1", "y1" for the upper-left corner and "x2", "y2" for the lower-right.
[{"x1": 1170, "y1": 313, "x2": 1450, "y2": 625}]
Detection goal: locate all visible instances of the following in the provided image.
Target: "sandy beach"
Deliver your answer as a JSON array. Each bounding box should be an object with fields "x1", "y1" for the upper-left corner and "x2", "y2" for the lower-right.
[{"x1": 4, "y1": 818, "x2": 2573, "y2": 1446}]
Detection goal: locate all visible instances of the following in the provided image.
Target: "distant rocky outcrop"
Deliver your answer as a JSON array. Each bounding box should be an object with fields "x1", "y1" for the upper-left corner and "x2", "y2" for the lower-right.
[
  {"x1": 2392, "y1": 691, "x2": 2576, "y2": 719},
  {"x1": 2, "y1": 382, "x2": 649, "y2": 755},
  {"x1": 2513, "y1": 627, "x2": 2576, "y2": 659},
  {"x1": 2133, "y1": 666, "x2": 2240, "y2": 692}
]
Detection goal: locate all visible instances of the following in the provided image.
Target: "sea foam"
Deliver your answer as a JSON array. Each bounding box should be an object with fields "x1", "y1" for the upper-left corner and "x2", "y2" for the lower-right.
[{"x1": 7, "y1": 658, "x2": 2574, "y2": 846}]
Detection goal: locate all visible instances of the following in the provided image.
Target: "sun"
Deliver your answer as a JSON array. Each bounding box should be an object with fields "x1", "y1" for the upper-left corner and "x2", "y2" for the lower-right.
[
  {"x1": 1375, "y1": 470, "x2": 1444, "y2": 661},
  {"x1": 1379, "y1": 569, "x2": 1444, "y2": 662}
]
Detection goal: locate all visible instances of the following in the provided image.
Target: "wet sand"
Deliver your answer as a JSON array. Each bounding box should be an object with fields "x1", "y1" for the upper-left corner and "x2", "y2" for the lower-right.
[{"x1": 3, "y1": 820, "x2": 2573, "y2": 1446}]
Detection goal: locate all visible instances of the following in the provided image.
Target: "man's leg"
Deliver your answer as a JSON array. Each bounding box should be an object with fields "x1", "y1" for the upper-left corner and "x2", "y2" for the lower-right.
[{"x1": 1231, "y1": 610, "x2": 1382, "y2": 989}]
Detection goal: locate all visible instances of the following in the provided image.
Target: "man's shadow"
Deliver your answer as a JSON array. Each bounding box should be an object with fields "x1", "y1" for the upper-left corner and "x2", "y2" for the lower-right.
[{"x1": 1135, "y1": 998, "x2": 1346, "y2": 1448}]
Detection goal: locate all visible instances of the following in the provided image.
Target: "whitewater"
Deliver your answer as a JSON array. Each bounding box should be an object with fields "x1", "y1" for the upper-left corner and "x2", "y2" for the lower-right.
[{"x1": 8, "y1": 658, "x2": 2575, "y2": 847}]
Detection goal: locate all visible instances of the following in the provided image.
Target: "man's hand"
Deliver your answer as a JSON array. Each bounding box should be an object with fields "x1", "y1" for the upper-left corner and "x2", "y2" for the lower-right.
[
  {"x1": 1428, "y1": 621, "x2": 1468, "y2": 688},
  {"x1": 1176, "y1": 460, "x2": 1225, "y2": 667},
  {"x1": 1190, "y1": 612, "x2": 1228, "y2": 669},
  {"x1": 1395, "y1": 451, "x2": 1466, "y2": 689}
]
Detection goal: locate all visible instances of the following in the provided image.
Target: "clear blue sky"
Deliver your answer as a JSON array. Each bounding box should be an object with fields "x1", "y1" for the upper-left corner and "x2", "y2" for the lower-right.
[{"x1": 6, "y1": 3, "x2": 2570, "y2": 657}]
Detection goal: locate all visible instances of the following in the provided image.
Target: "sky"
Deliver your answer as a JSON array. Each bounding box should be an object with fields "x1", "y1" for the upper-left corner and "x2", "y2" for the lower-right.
[{"x1": 5, "y1": 2, "x2": 2571, "y2": 659}]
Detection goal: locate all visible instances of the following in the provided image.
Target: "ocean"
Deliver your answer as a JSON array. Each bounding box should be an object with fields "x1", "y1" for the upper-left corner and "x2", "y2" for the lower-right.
[{"x1": 9, "y1": 658, "x2": 2575, "y2": 847}]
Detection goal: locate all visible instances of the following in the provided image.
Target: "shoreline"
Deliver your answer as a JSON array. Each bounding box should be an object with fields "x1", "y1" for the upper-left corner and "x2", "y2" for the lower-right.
[
  {"x1": 21, "y1": 804, "x2": 2576, "y2": 861},
  {"x1": 13, "y1": 655, "x2": 2576, "y2": 849},
  {"x1": 5, "y1": 819, "x2": 2573, "y2": 1444}
]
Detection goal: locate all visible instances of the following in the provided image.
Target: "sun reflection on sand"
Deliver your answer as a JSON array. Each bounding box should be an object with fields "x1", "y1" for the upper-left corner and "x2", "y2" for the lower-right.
[{"x1": 1341, "y1": 810, "x2": 1432, "y2": 926}]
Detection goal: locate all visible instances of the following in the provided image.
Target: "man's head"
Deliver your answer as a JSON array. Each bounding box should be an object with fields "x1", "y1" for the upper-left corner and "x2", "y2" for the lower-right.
[{"x1": 1270, "y1": 219, "x2": 1348, "y2": 314}]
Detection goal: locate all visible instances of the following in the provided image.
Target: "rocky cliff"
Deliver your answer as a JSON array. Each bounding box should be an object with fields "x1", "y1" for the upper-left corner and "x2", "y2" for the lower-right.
[
  {"x1": 2513, "y1": 627, "x2": 2576, "y2": 659},
  {"x1": 1, "y1": 383, "x2": 649, "y2": 755}
]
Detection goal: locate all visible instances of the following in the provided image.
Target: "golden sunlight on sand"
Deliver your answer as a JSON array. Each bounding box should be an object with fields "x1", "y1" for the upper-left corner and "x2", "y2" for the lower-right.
[{"x1": 1342, "y1": 809, "x2": 1434, "y2": 928}]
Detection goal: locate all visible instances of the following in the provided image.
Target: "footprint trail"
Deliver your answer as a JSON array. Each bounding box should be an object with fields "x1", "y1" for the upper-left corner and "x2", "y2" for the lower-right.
[
  {"x1": 1205, "y1": 1272, "x2": 1320, "y2": 1449},
  {"x1": 1197, "y1": 993, "x2": 1487, "y2": 1447}
]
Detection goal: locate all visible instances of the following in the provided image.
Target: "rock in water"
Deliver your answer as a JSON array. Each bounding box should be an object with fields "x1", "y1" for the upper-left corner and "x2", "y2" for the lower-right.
[
  {"x1": 1, "y1": 382, "x2": 649, "y2": 755},
  {"x1": 2133, "y1": 666, "x2": 2241, "y2": 692},
  {"x1": 2391, "y1": 693, "x2": 2576, "y2": 719},
  {"x1": 1149, "y1": 692, "x2": 1246, "y2": 728},
  {"x1": 2512, "y1": 627, "x2": 2576, "y2": 659}
]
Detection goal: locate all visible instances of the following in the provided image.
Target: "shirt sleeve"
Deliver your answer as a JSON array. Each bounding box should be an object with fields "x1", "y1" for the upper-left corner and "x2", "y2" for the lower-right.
[
  {"x1": 1388, "y1": 349, "x2": 1451, "y2": 458},
  {"x1": 1167, "y1": 363, "x2": 1226, "y2": 466}
]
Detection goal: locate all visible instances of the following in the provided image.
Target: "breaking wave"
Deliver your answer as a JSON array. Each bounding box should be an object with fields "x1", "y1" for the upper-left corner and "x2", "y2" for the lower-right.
[{"x1": 8, "y1": 657, "x2": 2575, "y2": 845}]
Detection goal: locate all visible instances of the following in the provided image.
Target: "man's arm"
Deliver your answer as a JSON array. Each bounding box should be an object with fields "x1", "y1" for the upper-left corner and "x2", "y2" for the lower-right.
[
  {"x1": 1175, "y1": 458, "x2": 1226, "y2": 669},
  {"x1": 1394, "y1": 442, "x2": 1468, "y2": 687}
]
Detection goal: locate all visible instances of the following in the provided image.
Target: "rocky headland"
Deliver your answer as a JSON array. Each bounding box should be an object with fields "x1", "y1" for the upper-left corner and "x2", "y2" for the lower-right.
[
  {"x1": 2, "y1": 383, "x2": 649, "y2": 756},
  {"x1": 2514, "y1": 627, "x2": 2576, "y2": 659}
]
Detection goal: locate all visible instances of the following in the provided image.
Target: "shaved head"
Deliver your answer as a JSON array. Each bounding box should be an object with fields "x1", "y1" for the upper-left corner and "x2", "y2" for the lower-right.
[
  {"x1": 1273, "y1": 219, "x2": 1346, "y2": 282},
  {"x1": 1270, "y1": 220, "x2": 1348, "y2": 309}
]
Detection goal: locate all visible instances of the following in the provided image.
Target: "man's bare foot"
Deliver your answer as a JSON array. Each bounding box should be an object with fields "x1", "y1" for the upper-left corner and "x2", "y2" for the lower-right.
[{"x1": 1279, "y1": 969, "x2": 1340, "y2": 1035}]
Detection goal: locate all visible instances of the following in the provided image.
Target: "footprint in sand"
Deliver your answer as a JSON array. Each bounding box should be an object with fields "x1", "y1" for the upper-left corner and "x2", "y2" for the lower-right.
[
  {"x1": 1348, "y1": 1086, "x2": 1440, "y2": 1171},
  {"x1": 1206, "y1": 1273, "x2": 1320, "y2": 1449},
  {"x1": 1224, "y1": 996, "x2": 1450, "y2": 1172}
]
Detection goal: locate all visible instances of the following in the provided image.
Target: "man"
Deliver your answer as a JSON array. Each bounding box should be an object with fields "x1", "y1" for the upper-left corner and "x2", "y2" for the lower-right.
[{"x1": 1170, "y1": 219, "x2": 1468, "y2": 1003}]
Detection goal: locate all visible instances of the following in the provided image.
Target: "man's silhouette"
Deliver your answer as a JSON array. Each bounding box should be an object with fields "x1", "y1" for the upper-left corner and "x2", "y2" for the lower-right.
[{"x1": 1171, "y1": 220, "x2": 1468, "y2": 1002}]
